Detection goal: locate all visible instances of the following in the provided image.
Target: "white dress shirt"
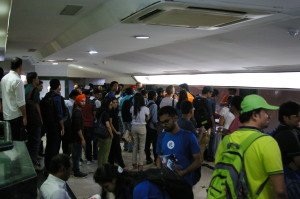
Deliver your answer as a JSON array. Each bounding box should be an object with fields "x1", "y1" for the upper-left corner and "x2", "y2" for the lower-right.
[
  {"x1": 40, "y1": 174, "x2": 71, "y2": 199},
  {"x1": 1, "y1": 70, "x2": 25, "y2": 120}
]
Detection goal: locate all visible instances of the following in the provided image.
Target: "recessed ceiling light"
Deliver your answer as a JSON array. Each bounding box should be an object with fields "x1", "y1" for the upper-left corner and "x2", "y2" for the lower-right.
[
  {"x1": 52, "y1": 62, "x2": 58, "y2": 65},
  {"x1": 47, "y1": 59, "x2": 55, "y2": 62},
  {"x1": 78, "y1": 66, "x2": 83, "y2": 69},
  {"x1": 88, "y1": 50, "x2": 98, "y2": 54},
  {"x1": 134, "y1": 35, "x2": 150, "y2": 39},
  {"x1": 66, "y1": 58, "x2": 74, "y2": 61}
]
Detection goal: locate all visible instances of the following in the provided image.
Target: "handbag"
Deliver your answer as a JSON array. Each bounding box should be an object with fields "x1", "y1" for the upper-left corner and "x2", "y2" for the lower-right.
[
  {"x1": 93, "y1": 114, "x2": 110, "y2": 139},
  {"x1": 122, "y1": 130, "x2": 132, "y2": 142}
]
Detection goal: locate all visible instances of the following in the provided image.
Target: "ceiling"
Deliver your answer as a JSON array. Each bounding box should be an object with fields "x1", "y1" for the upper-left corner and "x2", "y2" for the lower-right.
[{"x1": 2, "y1": 0, "x2": 300, "y2": 83}]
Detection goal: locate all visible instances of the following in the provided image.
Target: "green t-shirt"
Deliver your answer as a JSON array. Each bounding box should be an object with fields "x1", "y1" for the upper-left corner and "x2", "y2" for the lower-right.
[
  {"x1": 25, "y1": 84, "x2": 40, "y2": 104},
  {"x1": 215, "y1": 127, "x2": 283, "y2": 199}
]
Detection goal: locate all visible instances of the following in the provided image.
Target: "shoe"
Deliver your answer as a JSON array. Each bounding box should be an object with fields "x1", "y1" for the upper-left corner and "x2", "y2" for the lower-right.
[
  {"x1": 86, "y1": 161, "x2": 93, "y2": 165},
  {"x1": 146, "y1": 159, "x2": 153, "y2": 165},
  {"x1": 74, "y1": 171, "x2": 88, "y2": 178},
  {"x1": 34, "y1": 163, "x2": 44, "y2": 171},
  {"x1": 124, "y1": 148, "x2": 128, "y2": 152}
]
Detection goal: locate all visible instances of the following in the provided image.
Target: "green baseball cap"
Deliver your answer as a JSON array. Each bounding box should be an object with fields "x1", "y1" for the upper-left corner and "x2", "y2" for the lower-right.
[{"x1": 241, "y1": 94, "x2": 279, "y2": 113}]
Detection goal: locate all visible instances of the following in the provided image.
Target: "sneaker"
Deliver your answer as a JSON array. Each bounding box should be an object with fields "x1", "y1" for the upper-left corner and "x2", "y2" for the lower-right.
[
  {"x1": 74, "y1": 171, "x2": 88, "y2": 178},
  {"x1": 86, "y1": 161, "x2": 93, "y2": 165}
]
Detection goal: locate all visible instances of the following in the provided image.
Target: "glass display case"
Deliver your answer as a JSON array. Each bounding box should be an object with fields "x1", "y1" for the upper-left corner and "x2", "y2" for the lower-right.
[{"x1": 0, "y1": 121, "x2": 37, "y2": 199}]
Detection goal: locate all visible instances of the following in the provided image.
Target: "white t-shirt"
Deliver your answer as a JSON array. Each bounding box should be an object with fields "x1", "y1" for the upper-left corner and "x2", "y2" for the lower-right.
[
  {"x1": 219, "y1": 107, "x2": 235, "y2": 129},
  {"x1": 40, "y1": 174, "x2": 71, "y2": 199},
  {"x1": 130, "y1": 106, "x2": 149, "y2": 125},
  {"x1": 159, "y1": 97, "x2": 177, "y2": 108}
]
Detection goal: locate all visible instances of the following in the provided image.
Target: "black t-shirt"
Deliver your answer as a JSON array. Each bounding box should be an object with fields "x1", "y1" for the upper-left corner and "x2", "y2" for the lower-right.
[
  {"x1": 273, "y1": 124, "x2": 300, "y2": 165},
  {"x1": 109, "y1": 108, "x2": 119, "y2": 133},
  {"x1": 71, "y1": 108, "x2": 83, "y2": 143},
  {"x1": 101, "y1": 111, "x2": 110, "y2": 128}
]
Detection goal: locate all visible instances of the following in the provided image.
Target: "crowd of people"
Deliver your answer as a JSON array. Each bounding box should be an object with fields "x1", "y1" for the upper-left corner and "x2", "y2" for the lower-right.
[{"x1": 1, "y1": 57, "x2": 300, "y2": 199}]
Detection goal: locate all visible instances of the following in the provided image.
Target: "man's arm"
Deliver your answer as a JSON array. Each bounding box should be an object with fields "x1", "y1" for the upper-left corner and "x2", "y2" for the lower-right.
[
  {"x1": 19, "y1": 105, "x2": 27, "y2": 126},
  {"x1": 77, "y1": 129, "x2": 86, "y2": 147},
  {"x1": 176, "y1": 152, "x2": 201, "y2": 176},
  {"x1": 269, "y1": 174, "x2": 288, "y2": 199}
]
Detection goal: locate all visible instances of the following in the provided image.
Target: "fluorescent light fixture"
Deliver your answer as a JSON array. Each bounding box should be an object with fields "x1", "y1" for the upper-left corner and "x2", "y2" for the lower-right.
[
  {"x1": 66, "y1": 58, "x2": 74, "y2": 61},
  {"x1": 78, "y1": 66, "x2": 83, "y2": 69},
  {"x1": 88, "y1": 50, "x2": 98, "y2": 54},
  {"x1": 134, "y1": 35, "x2": 150, "y2": 39},
  {"x1": 47, "y1": 59, "x2": 55, "y2": 62},
  {"x1": 133, "y1": 72, "x2": 300, "y2": 89},
  {"x1": 52, "y1": 62, "x2": 58, "y2": 65}
]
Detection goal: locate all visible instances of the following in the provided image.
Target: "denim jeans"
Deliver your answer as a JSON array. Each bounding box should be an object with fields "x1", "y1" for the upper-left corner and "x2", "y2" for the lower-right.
[
  {"x1": 123, "y1": 122, "x2": 133, "y2": 151},
  {"x1": 145, "y1": 126, "x2": 158, "y2": 161},
  {"x1": 72, "y1": 142, "x2": 82, "y2": 174},
  {"x1": 26, "y1": 126, "x2": 41, "y2": 163},
  {"x1": 45, "y1": 125, "x2": 61, "y2": 171}
]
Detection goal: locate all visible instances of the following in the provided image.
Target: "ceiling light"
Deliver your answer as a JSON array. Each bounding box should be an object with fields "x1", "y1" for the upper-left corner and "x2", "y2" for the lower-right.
[
  {"x1": 134, "y1": 35, "x2": 150, "y2": 39},
  {"x1": 66, "y1": 58, "x2": 74, "y2": 61},
  {"x1": 88, "y1": 50, "x2": 98, "y2": 54},
  {"x1": 134, "y1": 72, "x2": 300, "y2": 89},
  {"x1": 78, "y1": 66, "x2": 83, "y2": 69},
  {"x1": 52, "y1": 62, "x2": 58, "y2": 65},
  {"x1": 47, "y1": 59, "x2": 55, "y2": 62}
]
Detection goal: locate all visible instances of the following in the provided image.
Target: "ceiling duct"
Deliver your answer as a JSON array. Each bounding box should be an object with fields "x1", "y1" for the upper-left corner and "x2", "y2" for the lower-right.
[
  {"x1": 122, "y1": 1, "x2": 271, "y2": 30},
  {"x1": 60, "y1": 5, "x2": 83, "y2": 16}
]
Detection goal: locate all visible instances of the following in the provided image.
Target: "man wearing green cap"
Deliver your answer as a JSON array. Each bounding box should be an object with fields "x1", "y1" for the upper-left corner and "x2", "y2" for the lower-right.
[{"x1": 214, "y1": 94, "x2": 287, "y2": 199}]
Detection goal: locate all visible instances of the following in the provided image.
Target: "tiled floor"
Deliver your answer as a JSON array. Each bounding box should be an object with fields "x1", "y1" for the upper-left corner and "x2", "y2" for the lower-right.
[{"x1": 63, "y1": 148, "x2": 214, "y2": 199}]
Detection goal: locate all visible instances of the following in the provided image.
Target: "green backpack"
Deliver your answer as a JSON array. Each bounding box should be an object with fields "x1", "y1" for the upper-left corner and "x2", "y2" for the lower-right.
[{"x1": 207, "y1": 131, "x2": 268, "y2": 199}]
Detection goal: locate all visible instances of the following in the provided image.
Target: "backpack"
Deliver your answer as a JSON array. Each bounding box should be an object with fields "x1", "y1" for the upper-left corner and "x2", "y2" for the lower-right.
[
  {"x1": 207, "y1": 132, "x2": 268, "y2": 199},
  {"x1": 144, "y1": 167, "x2": 194, "y2": 199},
  {"x1": 146, "y1": 102, "x2": 155, "y2": 127},
  {"x1": 121, "y1": 97, "x2": 133, "y2": 122},
  {"x1": 193, "y1": 96, "x2": 211, "y2": 129},
  {"x1": 40, "y1": 92, "x2": 57, "y2": 127}
]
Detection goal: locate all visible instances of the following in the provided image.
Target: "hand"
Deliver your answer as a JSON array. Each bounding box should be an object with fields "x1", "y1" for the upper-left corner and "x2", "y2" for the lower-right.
[
  {"x1": 176, "y1": 169, "x2": 186, "y2": 176},
  {"x1": 81, "y1": 139, "x2": 86, "y2": 147},
  {"x1": 23, "y1": 117, "x2": 27, "y2": 127},
  {"x1": 116, "y1": 131, "x2": 121, "y2": 135},
  {"x1": 61, "y1": 128, "x2": 65, "y2": 136}
]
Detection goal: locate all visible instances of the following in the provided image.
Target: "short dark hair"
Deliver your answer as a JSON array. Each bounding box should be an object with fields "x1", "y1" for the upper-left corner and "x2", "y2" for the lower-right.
[
  {"x1": 50, "y1": 79, "x2": 60, "y2": 90},
  {"x1": 49, "y1": 154, "x2": 71, "y2": 174},
  {"x1": 157, "y1": 87, "x2": 164, "y2": 94},
  {"x1": 212, "y1": 89, "x2": 219, "y2": 97},
  {"x1": 148, "y1": 91, "x2": 157, "y2": 100},
  {"x1": 125, "y1": 87, "x2": 133, "y2": 95},
  {"x1": 110, "y1": 81, "x2": 118, "y2": 88},
  {"x1": 239, "y1": 108, "x2": 262, "y2": 123},
  {"x1": 278, "y1": 101, "x2": 300, "y2": 124},
  {"x1": 26, "y1": 72, "x2": 38, "y2": 84},
  {"x1": 231, "y1": 96, "x2": 243, "y2": 111},
  {"x1": 202, "y1": 86, "x2": 213, "y2": 94},
  {"x1": 158, "y1": 106, "x2": 178, "y2": 118},
  {"x1": 181, "y1": 100, "x2": 193, "y2": 114},
  {"x1": 69, "y1": 89, "x2": 80, "y2": 99},
  {"x1": 11, "y1": 57, "x2": 23, "y2": 70},
  {"x1": 141, "y1": 90, "x2": 148, "y2": 96}
]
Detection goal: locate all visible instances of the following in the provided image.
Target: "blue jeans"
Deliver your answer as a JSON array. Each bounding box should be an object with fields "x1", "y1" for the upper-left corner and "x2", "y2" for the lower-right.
[
  {"x1": 207, "y1": 130, "x2": 216, "y2": 160},
  {"x1": 72, "y1": 142, "x2": 82, "y2": 174},
  {"x1": 123, "y1": 122, "x2": 133, "y2": 151},
  {"x1": 45, "y1": 125, "x2": 61, "y2": 171}
]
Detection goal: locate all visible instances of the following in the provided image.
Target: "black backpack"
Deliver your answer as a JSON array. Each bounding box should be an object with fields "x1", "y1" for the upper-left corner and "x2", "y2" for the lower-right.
[
  {"x1": 25, "y1": 87, "x2": 42, "y2": 127},
  {"x1": 193, "y1": 96, "x2": 212, "y2": 129},
  {"x1": 40, "y1": 92, "x2": 57, "y2": 127},
  {"x1": 144, "y1": 167, "x2": 194, "y2": 199},
  {"x1": 121, "y1": 97, "x2": 133, "y2": 122}
]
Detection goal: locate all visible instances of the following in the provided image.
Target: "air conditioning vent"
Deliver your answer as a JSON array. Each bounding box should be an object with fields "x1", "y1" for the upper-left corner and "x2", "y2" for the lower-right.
[
  {"x1": 28, "y1": 49, "x2": 37, "y2": 52},
  {"x1": 60, "y1": 5, "x2": 82, "y2": 16},
  {"x1": 122, "y1": 1, "x2": 271, "y2": 30}
]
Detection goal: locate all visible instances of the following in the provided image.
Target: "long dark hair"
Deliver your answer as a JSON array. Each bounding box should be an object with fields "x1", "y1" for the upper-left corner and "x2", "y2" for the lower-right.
[
  {"x1": 98, "y1": 97, "x2": 112, "y2": 118},
  {"x1": 133, "y1": 93, "x2": 145, "y2": 117},
  {"x1": 176, "y1": 90, "x2": 188, "y2": 109},
  {"x1": 94, "y1": 164, "x2": 148, "y2": 198}
]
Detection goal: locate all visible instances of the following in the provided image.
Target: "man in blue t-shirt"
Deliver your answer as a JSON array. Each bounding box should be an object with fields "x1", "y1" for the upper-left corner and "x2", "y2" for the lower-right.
[{"x1": 156, "y1": 106, "x2": 201, "y2": 186}]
